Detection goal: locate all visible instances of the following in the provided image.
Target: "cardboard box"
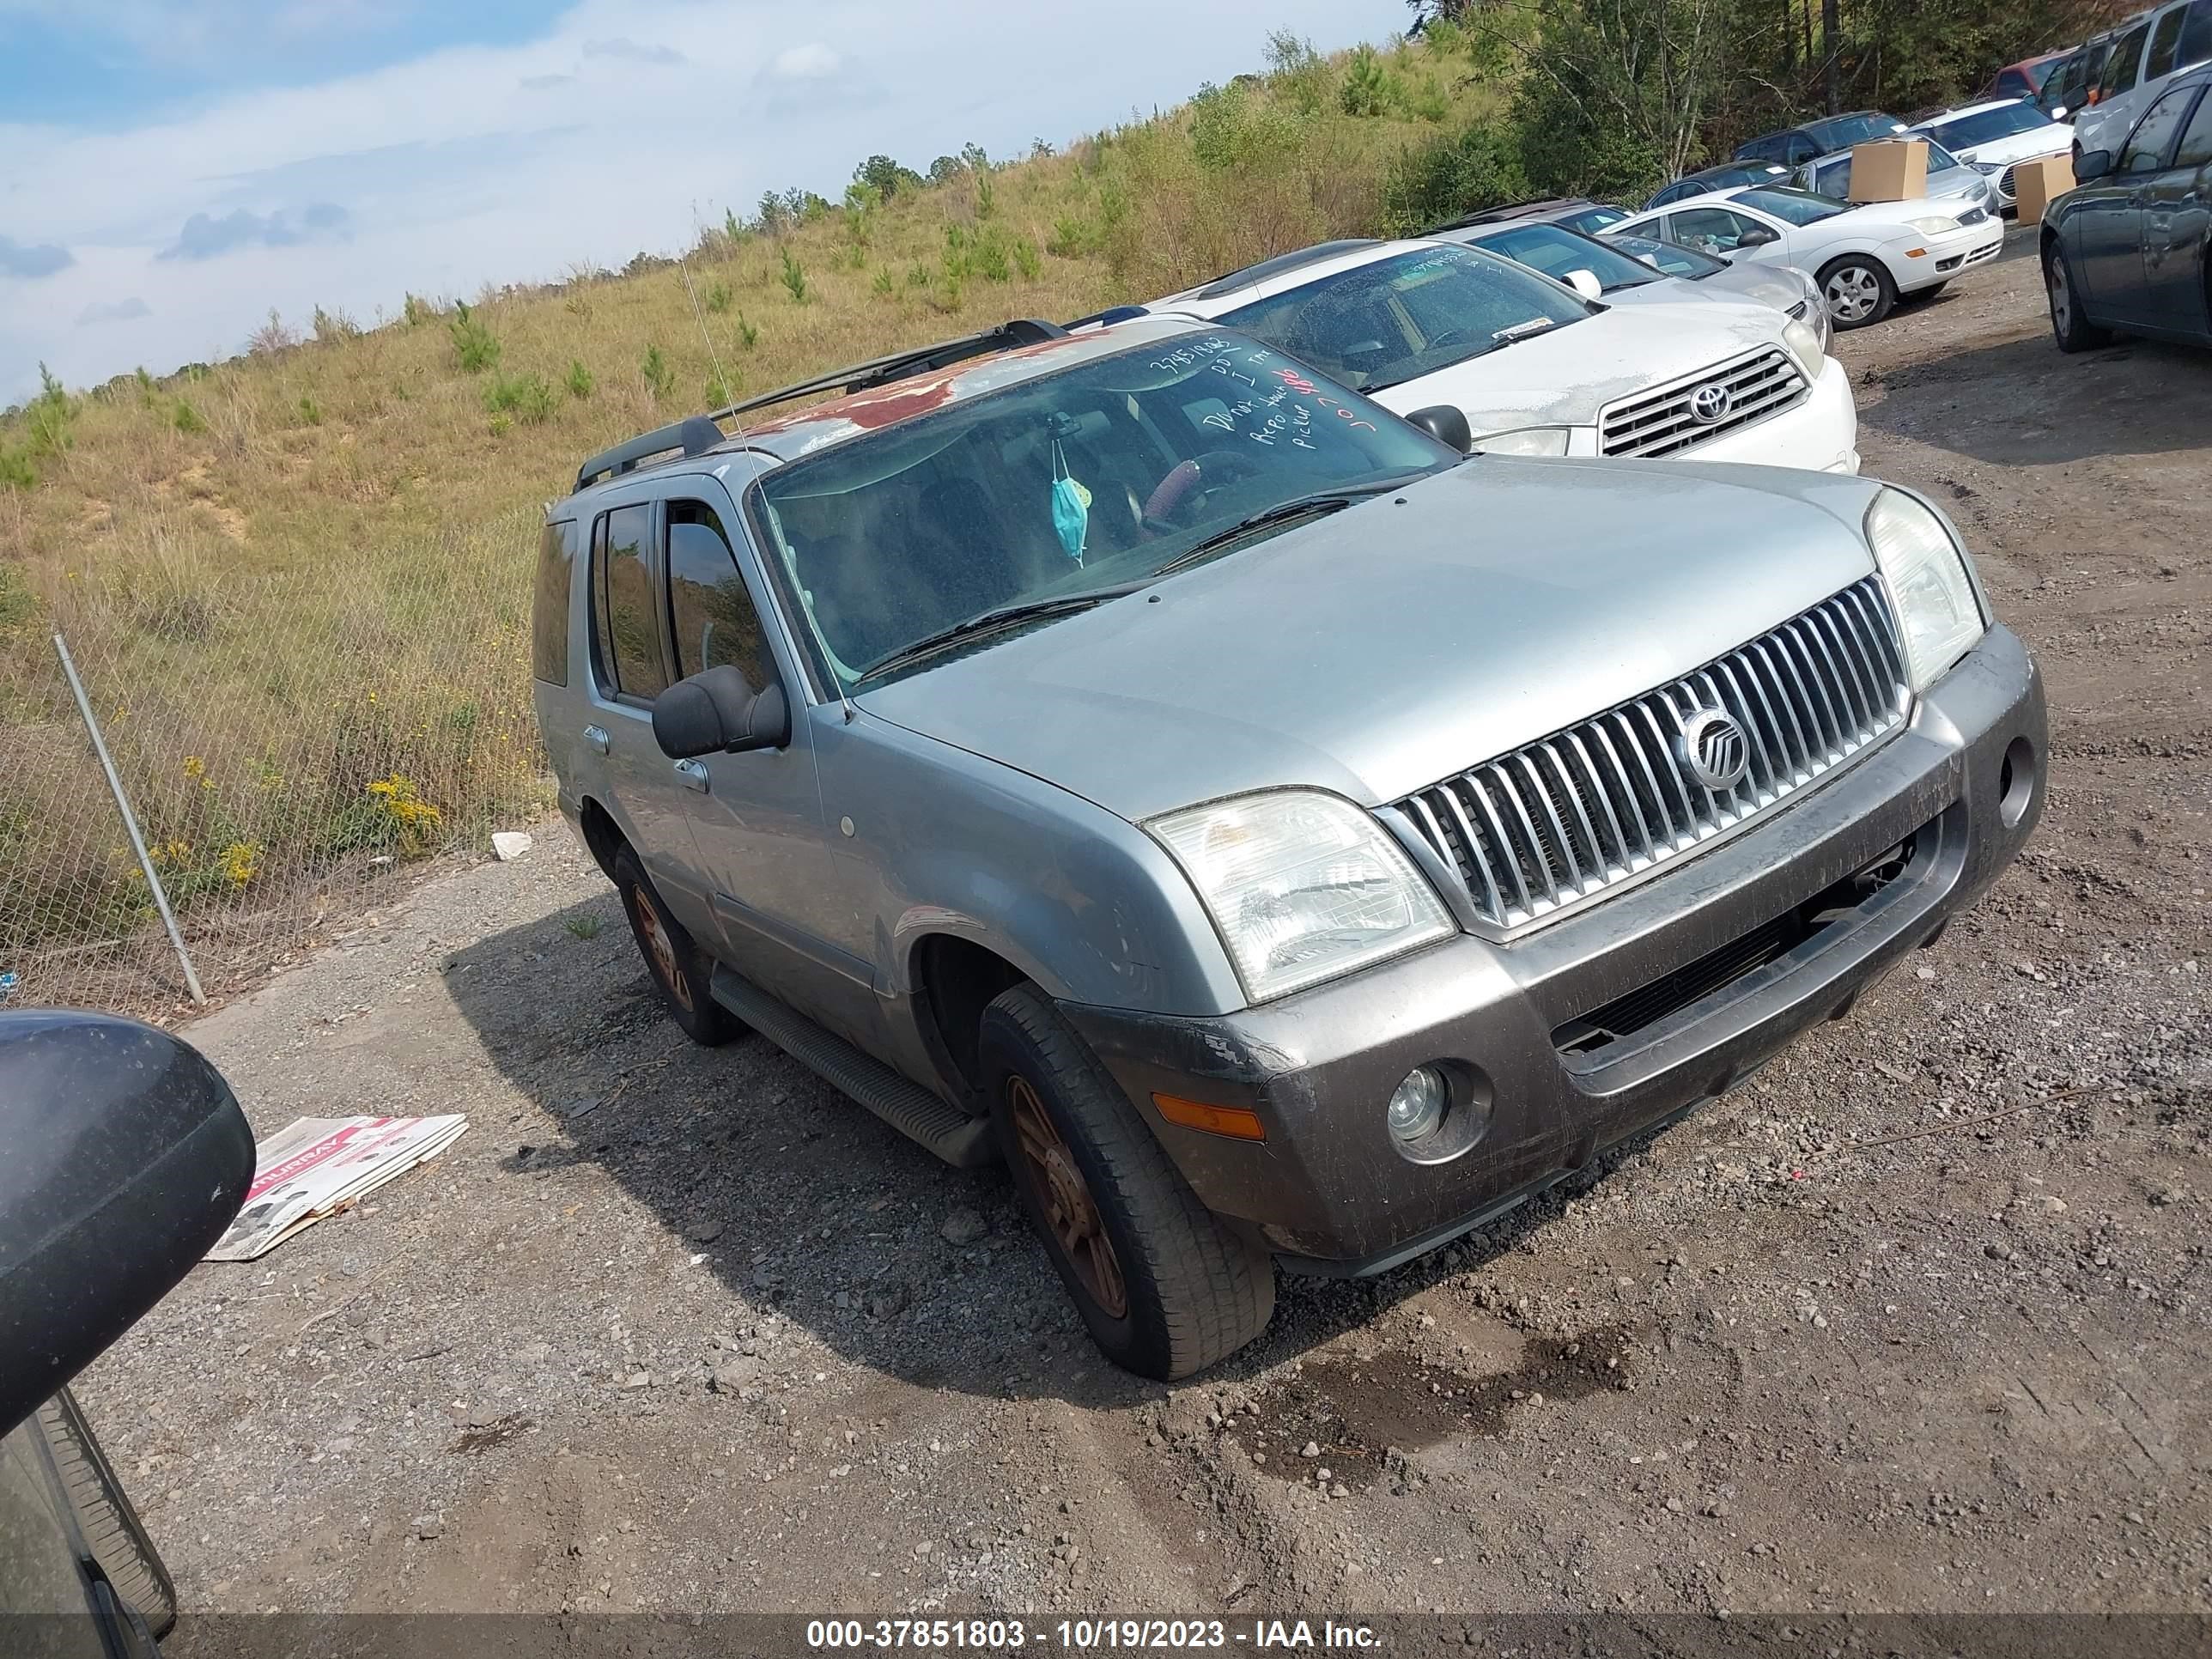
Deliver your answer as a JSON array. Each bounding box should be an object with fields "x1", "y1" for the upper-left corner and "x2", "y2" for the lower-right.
[
  {"x1": 2014, "y1": 153, "x2": 2075, "y2": 227},
  {"x1": 1847, "y1": 138, "x2": 1929, "y2": 204}
]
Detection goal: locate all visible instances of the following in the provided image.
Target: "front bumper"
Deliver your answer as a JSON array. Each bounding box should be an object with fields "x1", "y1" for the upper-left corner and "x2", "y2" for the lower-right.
[
  {"x1": 1063, "y1": 624, "x2": 2045, "y2": 1273},
  {"x1": 1897, "y1": 218, "x2": 2007, "y2": 290}
]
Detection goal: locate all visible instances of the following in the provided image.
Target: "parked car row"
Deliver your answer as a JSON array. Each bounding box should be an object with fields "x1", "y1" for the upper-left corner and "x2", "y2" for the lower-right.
[
  {"x1": 2037, "y1": 0, "x2": 2212, "y2": 153},
  {"x1": 1608, "y1": 185, "x2": 2004, "y2": 329}
]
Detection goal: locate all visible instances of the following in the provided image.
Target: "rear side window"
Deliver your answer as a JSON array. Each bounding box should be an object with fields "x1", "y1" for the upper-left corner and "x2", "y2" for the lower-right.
[
  {"x1": 591, "y1": 503, "x2": 671, "y2": 702},
  {"x1": 2105, "y1": 24, "x2": 2151, "y2": 94},
  {"x1": 532, "y1": 519, "x2": 576, "y2": 685},
  {"x1": 665, "y1": 500, "x2": 776, "y2": 687},
  {"x1": 2148, "y1": 3, "x2": 2188, "y2": 78},
  {"x1": 2183, "y1": 2, "x2": 2212, "y2": 66}
]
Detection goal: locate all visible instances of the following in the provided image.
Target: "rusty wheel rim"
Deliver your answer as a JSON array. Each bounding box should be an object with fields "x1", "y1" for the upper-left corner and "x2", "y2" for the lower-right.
[
  {"x1": 631, "y1": 882, "x2": 693, "y2": 1012},
  {"x1": 1006, "y1": 1075, "x2": 1128, "y2": 1320}
]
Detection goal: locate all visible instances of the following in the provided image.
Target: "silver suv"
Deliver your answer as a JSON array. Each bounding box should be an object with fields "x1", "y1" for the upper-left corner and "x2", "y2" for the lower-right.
[{"x1": 531, "y1": 314, "x2": 2046, "y2": 1379}]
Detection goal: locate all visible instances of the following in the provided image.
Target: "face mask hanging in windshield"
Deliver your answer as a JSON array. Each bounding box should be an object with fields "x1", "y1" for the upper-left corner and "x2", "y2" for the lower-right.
[{"x1": 1049, "y1": 438, "x2": 1091, "y2": 565}]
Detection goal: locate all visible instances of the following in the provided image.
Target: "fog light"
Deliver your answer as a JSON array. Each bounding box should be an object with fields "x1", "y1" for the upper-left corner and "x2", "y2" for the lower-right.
[{"x1": 1387, "y1": 1066, "x2": 1448, "y2": 1142}]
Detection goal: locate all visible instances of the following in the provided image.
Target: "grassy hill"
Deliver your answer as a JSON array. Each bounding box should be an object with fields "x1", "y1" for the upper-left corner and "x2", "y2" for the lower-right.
[{"x1": 0, "y1": 33, "x2": 1502, "y2": 1009}]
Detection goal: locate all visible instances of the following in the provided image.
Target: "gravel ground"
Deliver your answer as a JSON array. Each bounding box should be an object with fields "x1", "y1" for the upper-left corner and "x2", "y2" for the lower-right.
[{"x1": 78, "y1": 229, "x2": 2210, "y2": 1629}]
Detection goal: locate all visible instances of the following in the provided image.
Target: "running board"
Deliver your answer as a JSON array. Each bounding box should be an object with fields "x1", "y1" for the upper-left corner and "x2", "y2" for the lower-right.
[{"x1": 709, "y1": 967, "x2": 997, "y2": 1168}]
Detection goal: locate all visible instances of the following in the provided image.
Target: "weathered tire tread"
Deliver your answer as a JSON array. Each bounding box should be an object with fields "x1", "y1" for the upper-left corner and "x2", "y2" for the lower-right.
[
  {"x1": 37, "y1": 1388, "x2": 176, "y2": 1639},
  {"x1": 982, "y1": 984, "x2": 1273, "y2": 1380}
]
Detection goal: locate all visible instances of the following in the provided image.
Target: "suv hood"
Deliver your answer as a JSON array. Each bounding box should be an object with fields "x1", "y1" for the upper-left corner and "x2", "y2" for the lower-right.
[
  {"x1": 1363, "y1": 299, "x2": 1792, "y2": 435},
  {"x1": 858, "y1": 460, "x2": 1885, "y2": 823}
]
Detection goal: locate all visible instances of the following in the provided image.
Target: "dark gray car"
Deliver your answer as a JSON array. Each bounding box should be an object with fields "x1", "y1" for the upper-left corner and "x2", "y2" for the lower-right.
[
  {"x1": 2042, "y1": 64, "x2": 2212, "y2": 349},
  {"x1": 532, "y1": 313, "x2": 2046, "y2": 1379}
]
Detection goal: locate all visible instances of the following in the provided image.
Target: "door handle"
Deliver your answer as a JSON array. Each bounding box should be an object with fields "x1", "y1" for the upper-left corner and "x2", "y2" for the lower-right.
[
  {"x1": 583, "y1": 724, "x2": 610, "y2": 756},
  {"x1": 674, "y1": 759, "x2": 710, "y2": 793}
]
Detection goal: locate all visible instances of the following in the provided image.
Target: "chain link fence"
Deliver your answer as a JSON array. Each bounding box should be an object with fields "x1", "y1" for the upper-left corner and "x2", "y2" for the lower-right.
[{"x1": 0, "y1": 507, "x2": 551, "y2": 1019}]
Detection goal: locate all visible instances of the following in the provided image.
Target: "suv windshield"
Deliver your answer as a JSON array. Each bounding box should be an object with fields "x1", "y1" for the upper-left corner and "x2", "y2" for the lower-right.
[
  {"x1": 750, "y1": 333, "x2": 1455, "y2": 685},
  {"x1": 1808, "y1": 140, "x2": 1964, "y2": 198},
  {"x1": 1468, "y1": 223, "x2": 1661, "y2": 293},
  {"x1": 1732, "y1": 185, "x2": 1850, "y2": 225},
  {"x1": 1607, "y1": 232, "x2": 1730, "y2": 280},
  {"x1": 1922, "y1": 103, "x2": 2054, "y2": 148},
  {"x1": 1216, "y1": 244, "x2": 1591, "y2": 392}
]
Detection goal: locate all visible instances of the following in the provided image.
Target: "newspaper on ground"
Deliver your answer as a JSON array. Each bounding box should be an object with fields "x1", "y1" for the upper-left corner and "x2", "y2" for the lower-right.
[{"x1": 205, "y1": 1114, "x2": 468, "y2": 1261}]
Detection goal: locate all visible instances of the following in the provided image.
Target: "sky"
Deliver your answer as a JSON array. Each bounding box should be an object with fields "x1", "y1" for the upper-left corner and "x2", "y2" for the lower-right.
[{"x1": 0, "y1": 0, "x2": 1411, "y2": 404}]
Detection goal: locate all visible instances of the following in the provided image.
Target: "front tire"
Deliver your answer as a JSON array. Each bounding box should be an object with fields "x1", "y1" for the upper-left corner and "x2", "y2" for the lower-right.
[
  {"x1": 1818, "y1": 255, "x2": 1897, "y2": 329},
  {"x1": 979, "y1": 984, "x2": 1273, "y2": 1380},
  {"x1": 36, "y1": 1389, "x2": 176, "y2": 1639},
  {"x1": 2045, "y1": 240, "x2": 2111, "y2": 352},
  {"x1": 611, "y1": 846, "x2": 738, "y2": 1045}
]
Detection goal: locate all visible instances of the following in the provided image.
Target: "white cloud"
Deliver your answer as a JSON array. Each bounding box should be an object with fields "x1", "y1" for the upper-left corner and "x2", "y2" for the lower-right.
[
  {"x1": 769, "y1": 42, "x2": 841, "y2": 80},
  {"x1": 3, "y1": 0, "x2": 1409, "y2": 399}
]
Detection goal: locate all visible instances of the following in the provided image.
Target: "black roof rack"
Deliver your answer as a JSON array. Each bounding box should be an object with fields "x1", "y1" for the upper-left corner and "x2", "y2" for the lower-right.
[
  {"x1": 573, "y1": 318, "x2": 1070, "y2": 494},
  {"x1": 1063, "y1": 304, "x2": 1152, "y2": 331},
  {"x1": 1185, "y1": 239, "x2": 1381, "y2": 301}
]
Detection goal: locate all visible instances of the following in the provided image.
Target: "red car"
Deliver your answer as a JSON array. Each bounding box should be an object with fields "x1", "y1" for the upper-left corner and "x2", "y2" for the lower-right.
[{"x1": 1988, "y1": 50, "x2": 2067, "y2": 101}]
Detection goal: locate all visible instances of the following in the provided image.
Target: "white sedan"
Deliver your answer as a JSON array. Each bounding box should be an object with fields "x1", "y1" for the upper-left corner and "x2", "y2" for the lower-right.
[
  {"x1": 1906, "y1": 100, "x2": 2075, "y2": 214},
  {"x1": 1607, "y1": 184, "x2": 2005, "y2": 329},
  {"x1": 1140, "y1": 237, "x2": 1857, "y2": 471}
]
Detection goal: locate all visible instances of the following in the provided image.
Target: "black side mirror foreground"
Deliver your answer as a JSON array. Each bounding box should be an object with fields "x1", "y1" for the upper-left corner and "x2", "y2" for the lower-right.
[
  {"x1": 2072, "y1": 148, "x2": 2111, "y2": 182},
  {"x1": 1404, "y1": 404, "x2": 1474, "y2": 454},
  {"x1": 0, "y1": 1012, "x2": 254, "y2": 1438},
  {"x1": 653, "y1": 664, "x2": 792, "y2": 759}
]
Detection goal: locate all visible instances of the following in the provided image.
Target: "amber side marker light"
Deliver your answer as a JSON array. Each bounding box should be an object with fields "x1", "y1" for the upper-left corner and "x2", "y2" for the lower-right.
[{"x1": 1152, "y1": 1093, "x2": 1267, "y2": 1141}]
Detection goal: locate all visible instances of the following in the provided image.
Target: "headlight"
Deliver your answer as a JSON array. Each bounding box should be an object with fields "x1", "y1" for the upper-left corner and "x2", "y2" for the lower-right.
[
  {"x1": 1148, "y1": 791, "x2": 1455, "y2": 1002},
  {"x1": 1865, "y1": 489, "x2": 1985, "y2": 690},
  {"x1": 1473, "y1": 425, "x2": 1572, "y2": 457},
  {"x1": 1781, "y1": 316, "x2": 1826, "y2": 380},
  {"x1": 1905, "y1": 214, "x2": 1960, "y2": 235}
]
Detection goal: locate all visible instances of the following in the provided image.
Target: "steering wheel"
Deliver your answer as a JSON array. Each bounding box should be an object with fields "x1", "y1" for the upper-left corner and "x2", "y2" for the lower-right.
[{"x1": 1141, "y1": 450, "x2": 1263, "y2": 528}]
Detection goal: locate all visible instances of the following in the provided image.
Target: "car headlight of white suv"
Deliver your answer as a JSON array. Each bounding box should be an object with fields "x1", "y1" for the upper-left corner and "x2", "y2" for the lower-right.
[
  {"x1": 1149, "y1": 791, "x2": 1455, "y2": 1002},
  {"x1": 1781, "y1": 316, "x2": 1826, "y2": 379},
  {"x1": 1866, "y1": 488, "x2": 1985, "y2": 691}
]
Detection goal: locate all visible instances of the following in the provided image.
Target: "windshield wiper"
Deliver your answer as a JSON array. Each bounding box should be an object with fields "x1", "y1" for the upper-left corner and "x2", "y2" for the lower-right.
[
  {"x1": 1150, "y1": 477, "x2": 1419, "y2": 576},
  {"x1": 851, "y1": 584, "x2": 1145, "y2": 686},
  {"x1": 1487, "y1": 316, "x2": 1562, "y2": 347}
]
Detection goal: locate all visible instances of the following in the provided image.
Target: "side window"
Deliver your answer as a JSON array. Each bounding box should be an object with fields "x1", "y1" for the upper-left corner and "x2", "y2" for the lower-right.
[
  {"x1": 2105, "y1": 25, "x2": 2150, "y2": 94},
  {"x1": 2148, "y1": 4, "x2": 2188, "y2": 80},
  {"x1": 665, "y1": 500, "x2": 776, "y2": 687},
  {"x1": 2183, "y1": 1, "x2": 2212, "y2": 67},
  {"x1": 2176, "y1": 88, "x2": 2212, "y2": 165},
  {"x1": 590, "y1": 503, "x2": 671, "y2": 702},
  {"x1": 1671, "y1": 208, "x2": 1760, "y2": 254},
  {"x1": 532, "y1": 519, "x2": 575, "y2": 686},
  {"x1": 2121, "y1": 85, "x2": 2196, "y2": 171}
]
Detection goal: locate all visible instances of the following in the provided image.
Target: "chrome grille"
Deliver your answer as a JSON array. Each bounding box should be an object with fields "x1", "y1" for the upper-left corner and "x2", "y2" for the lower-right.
[
  {"x1": 1598, "y1": 349, "x2": 1809, "y2": 459},
  {"x1": 1395, "y1": 578, "x2": 1910, "y2": 933}
]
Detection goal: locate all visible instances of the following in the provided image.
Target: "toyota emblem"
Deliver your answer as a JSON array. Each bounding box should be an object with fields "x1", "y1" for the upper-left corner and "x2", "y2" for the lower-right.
[
  {"x1": 1680, "y1": 708, "x2": 1750, "y2": 791},
  {"x1": 1689, "y1": 382, "x2": 1733, "y2": 424}
]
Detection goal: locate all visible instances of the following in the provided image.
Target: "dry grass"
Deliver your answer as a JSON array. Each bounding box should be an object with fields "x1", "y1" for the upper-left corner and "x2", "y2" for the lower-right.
[{"x1": 0, "y1": 36, "x2": 1498, "y2": 1008}]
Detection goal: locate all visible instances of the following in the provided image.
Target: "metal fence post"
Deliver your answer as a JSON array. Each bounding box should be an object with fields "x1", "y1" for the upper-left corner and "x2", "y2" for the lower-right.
[{"x1": 52, "y1": 631, "x2": 206, "y2": 1007}]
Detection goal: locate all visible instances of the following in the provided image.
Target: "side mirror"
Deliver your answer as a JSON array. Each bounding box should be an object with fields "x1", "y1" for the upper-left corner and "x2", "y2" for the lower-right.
[
  {"x1": 1562, "y1": 268, "x2": 1604, "y2": 301},
  {"x1": 0, "y1": 1012, "x2": 254, "y2": 1438},
  {"x1": 2073, "y1": 147, "x2": 2112, "y2": 181},
  {"x1": 1740, "y1": 224, "x2": 1781, "y2": 247},
  {"x1": 1402, "y1": 404, "x2": 1474, "y2": 453},
  {"x1": 653, "y1": 664, "x2": 790, "y2": 758},
  {"x1": 2050, "y1": 105, "x2": 2069, "y2": 120}
]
